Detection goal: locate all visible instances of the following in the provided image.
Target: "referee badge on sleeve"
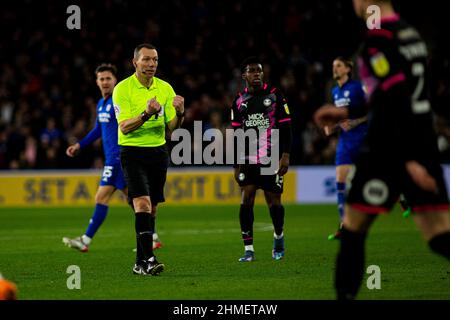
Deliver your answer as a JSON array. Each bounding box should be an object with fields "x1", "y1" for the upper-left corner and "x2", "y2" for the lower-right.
[
  {"x1": 114, "y1": 104, "x2": 120, "y2": 117},
  {"x1": 284, "y1": 103, "x2": 290, "y2": 115}
]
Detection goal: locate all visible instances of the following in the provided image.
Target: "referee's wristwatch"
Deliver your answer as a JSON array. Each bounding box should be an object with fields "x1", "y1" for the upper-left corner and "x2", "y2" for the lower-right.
[
  {"x1": 176, "y1": 110, "x2": 185, "y2": 118},
  {"x1": 140, "y1": 111, "x2": 151, "y2": 122}
]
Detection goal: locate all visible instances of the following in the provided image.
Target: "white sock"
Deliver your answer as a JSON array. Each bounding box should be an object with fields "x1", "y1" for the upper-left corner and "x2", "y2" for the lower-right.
[
  {"x1": 274, "y1": 232, "x2": 284, "y2": 240},
  {"x1": 245, "y1": 245, "x2": 254, "y2": 252},
  {"x1": 81, "y1": 235, "x2": 92, "y2": 245},
  {"x1": 152, "y1": 233, "x2": 159, "y2": 241}
]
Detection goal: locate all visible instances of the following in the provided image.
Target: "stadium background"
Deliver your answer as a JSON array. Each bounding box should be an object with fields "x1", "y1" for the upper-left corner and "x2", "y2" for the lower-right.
[
  {"x1": 0, "y1": 0, "x2": 449, "y2": 171},
  {"x1": 1, "y1": 0, "x2": 450, "y2": 301}
]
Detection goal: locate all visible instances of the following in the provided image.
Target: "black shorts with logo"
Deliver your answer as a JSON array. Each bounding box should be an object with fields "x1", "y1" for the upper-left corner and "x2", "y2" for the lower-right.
[
  {"x1": 347, "y1": 151, "x2": 449, "y2": 213},
  {"x1": 236, "y1": 164, "x2": 284, "y2": 194},
  {"x1": 120, "y1": 145, "x2": 169, "y2": 205}
]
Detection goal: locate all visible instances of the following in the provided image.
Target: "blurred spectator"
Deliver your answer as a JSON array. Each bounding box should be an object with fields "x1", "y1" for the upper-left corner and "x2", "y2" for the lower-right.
[
  {"x1": 0, "y1": 124, "x2": 8, "y2": 168},
  {"x1": 40, "y1": 118, "x2": 62, "y2": 146}
]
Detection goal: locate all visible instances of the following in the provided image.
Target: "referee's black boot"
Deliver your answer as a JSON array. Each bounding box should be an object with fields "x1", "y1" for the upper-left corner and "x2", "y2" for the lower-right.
[
  {"x1": 132, "y1": 257, "x2": 164, "y2": 276},
  {"x1": 144, "y1": 256, "x2": 164, "y2": 276},
  {"x1": 132, "y1": 262, "x2": 147, "y2": 275}
]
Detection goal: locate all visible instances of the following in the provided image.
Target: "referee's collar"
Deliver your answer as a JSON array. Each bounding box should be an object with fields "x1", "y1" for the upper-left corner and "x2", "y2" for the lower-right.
[{"x1": 132, "y1": 73, "x2": 158, "y2": 90}]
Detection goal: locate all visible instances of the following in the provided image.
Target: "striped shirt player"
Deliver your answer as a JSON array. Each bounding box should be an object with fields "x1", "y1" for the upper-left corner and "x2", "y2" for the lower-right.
[
  {"x1": 347, "y1": 13, "x2": 449, "y2": 214},
  {"x1": 231, "y1": 83, "x2": 292, "y2": 191},
  {"x1": 231, "y1": 83, "x2": 291, "y2": 171},
  {"x1": 231, "y1": 56, "x2": 292, "y2": 263}
]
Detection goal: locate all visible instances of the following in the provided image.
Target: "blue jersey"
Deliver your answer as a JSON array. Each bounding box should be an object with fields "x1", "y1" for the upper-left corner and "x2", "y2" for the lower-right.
[
  {"x1": 332, "y1": 79, "x2": 368, "y2": 140},
  {"x1": 79, "y1": 96, "x2": 121, "y2": 165},
  {"x1": 332, "y1": 79, "x2": 368, "y2": 165}
]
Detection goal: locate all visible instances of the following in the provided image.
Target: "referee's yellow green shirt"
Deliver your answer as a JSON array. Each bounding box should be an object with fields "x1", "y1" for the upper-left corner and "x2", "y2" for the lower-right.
[{"x1": 113, "y1": 74, "x2": 176, "y2": 147}]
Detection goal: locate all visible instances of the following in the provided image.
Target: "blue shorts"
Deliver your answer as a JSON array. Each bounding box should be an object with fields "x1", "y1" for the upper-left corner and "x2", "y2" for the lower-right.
[
  {"x1": 335, "y1": 137, "x2": 365, "y2": 166},
  {"x1": 99, "y1": 164, "x2": 127, "y2": 190}
]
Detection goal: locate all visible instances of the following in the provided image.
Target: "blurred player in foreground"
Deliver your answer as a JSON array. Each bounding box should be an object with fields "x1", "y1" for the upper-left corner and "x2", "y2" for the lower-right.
[
  {"x1": 315, "y1": 0, "x2": 450, "y2": 300},
  {"x1": 0, "y1": 273, "x2": 17, "y2": 300}
]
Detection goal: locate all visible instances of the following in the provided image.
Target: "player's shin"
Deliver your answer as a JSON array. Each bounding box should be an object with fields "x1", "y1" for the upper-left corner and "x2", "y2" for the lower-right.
[
  {"x1": 84, "y1": 203, "x2": 109, "y2": 241},
  {"x1": 335, "y1": 227, "x2": 367, "y2": 300},
  {"x1": 269, "y1": 205, "x2": 284, "y2": 238},
  {"x1": 336, "y1": 182, "x2": 346, "y2": 221},
  {"x1": 240, "y1": 204, "x2": 254, "y2": 250}
]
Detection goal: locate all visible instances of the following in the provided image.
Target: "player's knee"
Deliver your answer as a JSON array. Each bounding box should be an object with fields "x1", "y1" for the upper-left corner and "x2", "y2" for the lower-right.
[
  {"x1": 265, "y1": 194, "x2": 281, "y2": 208},
  {"x1": 267, "y1": 199, "x2": 282, "y2": 208},
  {"x1": 241, "y1": 195, "x2": 255, "y2": 206},
  {"x1": 428, "y1": 232, "x2": 450, "y2": 260}
]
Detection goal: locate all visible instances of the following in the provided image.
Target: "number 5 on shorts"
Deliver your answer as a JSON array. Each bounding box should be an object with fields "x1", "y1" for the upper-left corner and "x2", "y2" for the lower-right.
[{"x1": 102, "y1": 166, "x2": 113, "y2": 182}]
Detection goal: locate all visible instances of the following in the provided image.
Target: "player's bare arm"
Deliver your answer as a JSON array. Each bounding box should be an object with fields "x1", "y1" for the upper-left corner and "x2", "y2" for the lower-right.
[
  {"x1": 324, "y1": 124, "x2": 340, "y2": 136},
  {"x1": 340, "y1": 116, "x2": 368, "y2": 132},
  {"x1": 233, "y1": 165, "x2": 241, "y2": 183},
  {"x1": 278, "y1": 153, "x2": 290, "y2": 176},
  {"x1": 314, "y1": 104, "x2": 349, "y2": 127}
]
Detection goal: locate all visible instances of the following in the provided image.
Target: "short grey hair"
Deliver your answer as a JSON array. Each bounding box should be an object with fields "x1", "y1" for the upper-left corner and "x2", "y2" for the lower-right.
[{"x1": 134, "y1": 43, "x2": 157, "y2": 59}]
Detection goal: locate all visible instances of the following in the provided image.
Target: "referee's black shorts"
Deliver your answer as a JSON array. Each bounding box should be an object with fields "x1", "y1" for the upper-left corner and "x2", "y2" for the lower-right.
[
  {"x1": 347, "y1": 151, "x2": 449, "y2": 214},
  {"x1": 120, "y1": 145, "x2": 169, "y2": 205}
]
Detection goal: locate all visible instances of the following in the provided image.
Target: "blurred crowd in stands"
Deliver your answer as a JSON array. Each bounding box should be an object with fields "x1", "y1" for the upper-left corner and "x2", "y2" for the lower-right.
[{"x1": 1, "y1": 0, "x2": 449, "y2": 170}]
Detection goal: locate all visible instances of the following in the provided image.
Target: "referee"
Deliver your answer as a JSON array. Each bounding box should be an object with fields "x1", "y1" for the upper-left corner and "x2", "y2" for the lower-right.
[{"x1": 113, "y1": 43, "x2": 184, "y2": 275}]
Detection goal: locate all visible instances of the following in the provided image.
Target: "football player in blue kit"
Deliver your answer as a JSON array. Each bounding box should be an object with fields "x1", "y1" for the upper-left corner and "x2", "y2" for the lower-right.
[{"x1": 323, "y1": 57, "x2": 368, "y2": 240}]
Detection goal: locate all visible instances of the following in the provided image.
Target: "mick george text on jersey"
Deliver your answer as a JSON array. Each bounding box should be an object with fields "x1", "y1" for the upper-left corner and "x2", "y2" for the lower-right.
[{"x1": 170, "y1": 121, "x2": 280, "y2": 175}]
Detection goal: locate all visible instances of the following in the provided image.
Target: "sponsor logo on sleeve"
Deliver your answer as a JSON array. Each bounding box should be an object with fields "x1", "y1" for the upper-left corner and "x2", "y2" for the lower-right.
[{"x1": 370, "y1": 52, "x2": 390, "y2": 77}]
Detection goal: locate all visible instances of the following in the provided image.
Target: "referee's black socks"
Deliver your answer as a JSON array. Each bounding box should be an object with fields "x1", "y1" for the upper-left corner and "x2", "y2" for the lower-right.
[
  {"x1": 429, "y1": 231, "x2": 450, "y2": 260},
  {"x1": 335, "y1": 226, "x2": 367, "y2": 300},
  {"x1": 150, "y1": 215, "x2": 156, "y2": 234},
  {"x1": 135, "y1": 212, "x2": 154, "y2": 262}
]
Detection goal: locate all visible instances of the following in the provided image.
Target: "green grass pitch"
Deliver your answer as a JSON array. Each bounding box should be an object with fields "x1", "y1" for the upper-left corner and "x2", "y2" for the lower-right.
[{"x1": 0, "y1": 204, "x2": 449, "y2": 300}]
